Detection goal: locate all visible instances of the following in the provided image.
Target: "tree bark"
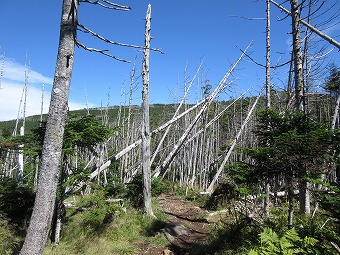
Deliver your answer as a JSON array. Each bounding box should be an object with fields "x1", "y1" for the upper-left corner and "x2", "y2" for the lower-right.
[
  {"x1": 141, "y1": 4, "x2": 155, "y2": 218},
  {"x1": 19, "y1": 0, "x2": 78, "y2": 254},
  {"x1": 264, "y1": 0, "x2": 271, "y2": 218},
  {"x1": 270, "y1": 0, "x2": 340, "y2": 50},
  {"x1": 291, "y1": 0, "x2": 304, "y2": 112},
  {"x1": 331, "y1": 84, "x2": 340, "y2": 130}
]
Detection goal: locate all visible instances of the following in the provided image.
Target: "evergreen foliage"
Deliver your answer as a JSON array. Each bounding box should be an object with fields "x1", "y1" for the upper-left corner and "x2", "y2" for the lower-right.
[
  {"x1": 76, "y1": 189, "x2": 124, "y2": 231},
  {"x1": 125, "y1": 173, "x2": 168, "y2": 207},
  {"x1": 0, "y1": 178, "x2": 35, "y2": 234},
  {"x1": 244, "y1": 109, "x2": 336, "y2": 183},
  {"x1": 0, "y1": 215, "x2": 19, "y2": 255},
  {"x1": 324, "y1": 64, "x2": 340, "y2": 94}
]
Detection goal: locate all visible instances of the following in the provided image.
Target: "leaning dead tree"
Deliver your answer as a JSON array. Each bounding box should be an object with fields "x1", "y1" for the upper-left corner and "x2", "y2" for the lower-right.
[
  {"x1": 19, "y1": 0, "x2": 79, "y2": 254},
  {"x1": 152, "y1": 43, "x2": 251, "y2": 179},
  {"x1": 270, "y1": 0, "x2": 340, "y2": 50},
  {"x1": 20, "y1": 0, "x2": 161, "y2": 253},
  {"x1": 85, "y1": 95, "x2": 208, "y2": 182},
  {"x1": 206, "y1": 89, "x2": 263, "y2": 194},
  {"x1": 331, "y1": 84, "x2": 340, "y2": 130},
  {"x1": 150, "y1": 61, "x2": 203, "y2": 166}
]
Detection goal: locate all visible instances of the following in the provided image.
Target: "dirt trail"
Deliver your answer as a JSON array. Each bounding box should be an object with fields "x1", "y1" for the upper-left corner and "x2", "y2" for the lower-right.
[{"x1": 137, "y1": 194, "x2": 213, "y2": 255}]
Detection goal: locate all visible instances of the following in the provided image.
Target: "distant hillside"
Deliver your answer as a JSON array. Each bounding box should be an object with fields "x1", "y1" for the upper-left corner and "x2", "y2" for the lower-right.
[
  {"x1": 0, "y1": 91, "x2": 336, "y2": 138},
  {"x1": 0, "y1": 104, "x2": 178, "y2": 137}
]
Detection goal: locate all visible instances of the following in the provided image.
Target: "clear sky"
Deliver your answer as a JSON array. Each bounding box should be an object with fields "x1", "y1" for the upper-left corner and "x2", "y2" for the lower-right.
[{"x1": 0, "y1": 0, "x2": 339, "y2": 121}]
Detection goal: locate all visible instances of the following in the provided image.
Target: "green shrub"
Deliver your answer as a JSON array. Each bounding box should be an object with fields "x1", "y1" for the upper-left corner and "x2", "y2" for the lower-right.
[
  {"x1": 77, "y1": 189, "x2": 123, "y2": 231},
  {"x1": 0, "y1": 216, "x2": 20, "y2": 255},
  {"x1": 125, "y1": 173, "x2": 168, "y2": 208},
  {"x1": 0, "y1": 178, "x2": 35, "y2": 234}
]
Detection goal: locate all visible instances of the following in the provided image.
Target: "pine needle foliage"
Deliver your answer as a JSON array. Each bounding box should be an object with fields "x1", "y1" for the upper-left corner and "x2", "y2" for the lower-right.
[{"x1": 244, "y1": 109, "x2": 337, "y2": 182}]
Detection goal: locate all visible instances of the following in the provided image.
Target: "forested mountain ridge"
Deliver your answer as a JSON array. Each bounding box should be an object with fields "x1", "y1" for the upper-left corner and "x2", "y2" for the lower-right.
[
  {"x1": 1, "y1": 0, "x2": 339, "y2": 253},
  {"x1": 1, "y1": 88, "x2": 339, "y2": 254}
]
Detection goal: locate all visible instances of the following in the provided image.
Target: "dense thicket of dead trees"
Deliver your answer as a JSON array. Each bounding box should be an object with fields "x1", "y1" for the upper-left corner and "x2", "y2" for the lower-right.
[{"x1": 0, "y1": 0, "x2": 339, "y2": 254}]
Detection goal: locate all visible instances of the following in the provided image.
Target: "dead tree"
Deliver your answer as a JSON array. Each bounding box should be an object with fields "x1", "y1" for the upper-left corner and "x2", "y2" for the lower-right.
[
  {"x1": 153, "y1": 44, "x2": 251, "y2": 179},
  {"x1": 150, "y1": 62, "x2": 203, "y2": 165},
  {"x1": 291, "y1": 0, "x2": 304, "y2": 112},
  {"x1": 206, "y1": 90, "x2": 263, "y2": 194},
  {"x1": 270, "y1": 0, "x2": 340, "y2": 50},
  {"x1": 264, "y1": 0, "x2": 271, "y2": 217},
  {"x1": 19, "y1": 1, "x2": 79, "y2": 254},
  {"x1": 141, "y1": 4, "x2": 155, "y2": 218},
  {"x1": 20, "y1": 0, "x2": 154, "y2": 253}
]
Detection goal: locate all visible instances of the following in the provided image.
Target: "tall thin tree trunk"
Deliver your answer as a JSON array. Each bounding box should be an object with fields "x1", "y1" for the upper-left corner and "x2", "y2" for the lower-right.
[
  {"x1": 331, "y1": 85, "x2": 340, "y2": 130},
  {"x1": 299, "y1": 0, "x2": 312, "y2": 216},
  {"x1": 291, "y1": 0, "x2": 310, "y2": 216},
  {"x1": 20, "y1": 0, "x2": 78, "y2": 254},
  {"x1": 141, "y1": 4, "x2": 155, "y2": 218},
  {"x1": 18, "y1": 126, "x2": 24, "y2": 185},
  {"x1": 291, "y1": 0, "x2": 304, "y2": 112},
  {"x1": 287, "y1": 173, "x2": 295, "y2": 228},
  {"x1": 264, "y1": 0, "x2": 271, "y2": 218}
]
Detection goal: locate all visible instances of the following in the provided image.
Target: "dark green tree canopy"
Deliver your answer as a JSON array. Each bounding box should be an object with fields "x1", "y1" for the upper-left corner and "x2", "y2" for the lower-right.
[
  {"x1": 244, "y1": 109, "x2": 338, "y2": 180},
  {"x1": 324, "y1": 63, "x2": 340, "y2": 94}
]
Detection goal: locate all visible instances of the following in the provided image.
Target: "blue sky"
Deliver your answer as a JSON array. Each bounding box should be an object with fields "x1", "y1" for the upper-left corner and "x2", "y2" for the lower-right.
[{"x1": 0, "y1": 0, "x2": 339, "y2": 121}]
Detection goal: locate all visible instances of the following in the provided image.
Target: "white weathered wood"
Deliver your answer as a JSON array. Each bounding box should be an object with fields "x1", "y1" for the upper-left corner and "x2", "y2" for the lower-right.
[
  {"x1": 206, "y1": 90, "x2": 263, "y2": 194},
  {"x1": 88, "y1": 98, "x2": 208, "y2": 181},
  {"x1": 18, "y1": 126, "x2": 24, "y2": 185},
  {"x1": 141, "y1": 4, "x2": 155, "y2": 218},
  {"x1": 153, "y1": 44, "x2": 252, "y2": 179},
  {"x1": 270, "y1": 0, "x2": 340, "y2": 50},
  {"x1": 185, "y1": 89, "x2": 248, "y2": 145},
  {"x1": 150, "y1": 61, "x2": 203, "y2": 165},
  {"x1": 331, "y1": 85, "x2": 340, "y2": 130}
]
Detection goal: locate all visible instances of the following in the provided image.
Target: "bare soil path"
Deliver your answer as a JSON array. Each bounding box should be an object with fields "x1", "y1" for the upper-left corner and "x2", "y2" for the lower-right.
[{"x1": 137, "y1": 194, "x2": 214, "y2": 255}]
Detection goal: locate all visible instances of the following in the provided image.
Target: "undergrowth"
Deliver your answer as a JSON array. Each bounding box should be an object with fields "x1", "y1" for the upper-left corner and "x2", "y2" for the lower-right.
[
  {"x1": 43, "y1": 206, "x2": 168, "y2": 255},
  {"x1": 186, "y1": 202, "x2": 340, "y2": 255}
]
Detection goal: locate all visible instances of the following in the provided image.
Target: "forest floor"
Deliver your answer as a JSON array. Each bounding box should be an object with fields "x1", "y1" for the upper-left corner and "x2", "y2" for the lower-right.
[{"x1": 136, "y1": 193, "x2": 221, "y2": 255}]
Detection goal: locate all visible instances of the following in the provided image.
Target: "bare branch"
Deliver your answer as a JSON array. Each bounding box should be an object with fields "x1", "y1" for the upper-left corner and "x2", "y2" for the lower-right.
[
  {"x1": 75, "y1": 39, "x2": 130, "y2": 62},
  {"x1": 78, "y1": 23, "x2": 164, "y2": 53},
  {"x1": 236, "y1": 46, "x2": 293, "y2": 68},
  {"x1": 270, "y1": 0, "x2": 340, "y2": 49},
  {"x1": 79, "y1": 0, "x2": 130, "y2": 10},
  {"x1": 230, "y1": 15, "x2": 266, "y2": 21}
]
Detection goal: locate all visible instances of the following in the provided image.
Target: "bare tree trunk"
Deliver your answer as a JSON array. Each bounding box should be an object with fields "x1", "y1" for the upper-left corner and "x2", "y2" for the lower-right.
[
  {"x1": 141, "y1": 4, "x2": 155, "y2": 218},
  {"x1": 153, "y1": 46, "x2": 250, "y2": 179},
  {"x1": 19, "y1": 0, "x2": 78, "y2": 254},
  {"x1": 287, "y1": 174, "x2": 295, "y2": 228},
  {"x1": 270, "y1": 0, "x2": 340, "y2": 50},
  {"x1": 150, "y1": 62, "x2": 202, "y2": 165},
  {"x1": 331, "y1": 85, "x2": 340, "y2": 130},
  {"x1": 299, "y1": 0, "x2": 313, "y2": 216},
  {"x1": 207, "y1": 92, "x2": 262, "y2": 194},
  {"x1": 264, "y1": 0, "x2": 271, "y2": 217},
  {"x1": 290, "y1": 0, "x2": 310, "y2": 216},
  {"x1": 291, "y1": 0, "x2": 304, "y2": 112},
  {"x1": 286, "y1": 52, "x2": 295, "y2": 109},
  {"x1": 18, "y1": 126, "x2": 24, "y2": 185}
]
